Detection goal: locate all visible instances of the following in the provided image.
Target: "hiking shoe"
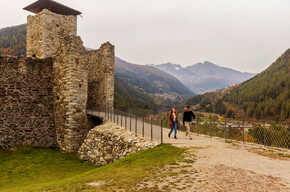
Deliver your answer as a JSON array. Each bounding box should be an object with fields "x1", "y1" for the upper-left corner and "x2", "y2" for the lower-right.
[
  {"x1": 174, "y1": 136, "x2": 177, "y2": 139},
  {"x1": 168, "y1": 134, "x2": 171, "y2": 138},
  {"x1": 190, "y1": 137, "x2": 192, "y2": 140}
]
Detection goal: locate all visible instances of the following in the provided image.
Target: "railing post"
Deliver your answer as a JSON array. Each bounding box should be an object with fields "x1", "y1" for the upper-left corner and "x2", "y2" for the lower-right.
[
  {"x1": 117, "y1": 112, "x2": 119, "y2": 125},
  {"x1": 197, "y1": 118, "x2": 199, "y2": 136},
  {"x1": 121, "y1": 115, "x2": 123, "y2": 128},
  {"x1": 210, "y1": 116, "x2": 212, "y2": 138},
  {"x1": 151, "y1": 118, "x2": 153, "y2": 141},
  {"x1": 130, "y1": 115, "x2": 132, "y2": 132},
  {"x1": 125, "y1": 115, "x2": 127, "y2": 130},
  {"x1": 135, "y1": 116, "x2": 137, "y2": 136},
  {"x1": 263, "y1": 121, "x2": 266, "y2": 147},
  {"x1": 225, "y1": 117, "x2": 227, "y2": 142},
  {"x1": 142, "y1": 117, "x2": 145, "y2": 137},
  {"x1": 243, "y1": 120, "x2": 245, "y2": 144},
  {"x1": 113, "y1": 110, "x2": 115, "y2": 123},
  {"x1": 161, "y1": 119, "x2": 163, "y2": 144}
]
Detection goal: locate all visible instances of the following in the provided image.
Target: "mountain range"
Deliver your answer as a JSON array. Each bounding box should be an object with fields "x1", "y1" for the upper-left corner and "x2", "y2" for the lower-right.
[
  {"x1": 181, "y1": 49, "x2": 290, "y2": 121},
  {"x1": 149, "y1": 61, "x2": 256, "y2": 94},
  {"x1": 115, "y1": 57, "x2": 194, "y2": 111}
]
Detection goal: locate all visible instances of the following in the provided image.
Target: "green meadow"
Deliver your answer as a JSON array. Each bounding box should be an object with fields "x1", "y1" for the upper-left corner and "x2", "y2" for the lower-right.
[{"x1": 0, "y1": 144, "x2": 184, "y2": 192}]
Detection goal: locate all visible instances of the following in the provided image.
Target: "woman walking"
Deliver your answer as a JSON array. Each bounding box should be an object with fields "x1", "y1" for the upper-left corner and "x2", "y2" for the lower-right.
[{"x1": 168, "y1": 108, "x2": 178, "y2": 139}]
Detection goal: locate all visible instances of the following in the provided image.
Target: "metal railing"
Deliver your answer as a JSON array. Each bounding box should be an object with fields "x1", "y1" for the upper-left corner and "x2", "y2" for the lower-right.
[
  {"x1": 87, "y1": 107, "x2": 290, "y2": 149},
  {"x1": 183, "y1": 116, "x2": 290, "y2": 149},
  {"x1": 87, "y1": 108, "x2": 164, "y2": 143}
]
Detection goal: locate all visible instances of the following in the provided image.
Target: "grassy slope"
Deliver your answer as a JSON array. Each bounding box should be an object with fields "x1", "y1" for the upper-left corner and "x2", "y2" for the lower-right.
[{"x1": 0, "y1": 144, "x2": 184, "y2": 192}]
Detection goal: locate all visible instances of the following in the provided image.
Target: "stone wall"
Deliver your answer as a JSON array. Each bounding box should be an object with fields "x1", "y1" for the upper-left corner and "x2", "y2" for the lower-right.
[
  {"x1": 53, "y1": 35, "x2": 89, "y2": 152},
  {"x1": 0, "y1": 8, "x2": 115, "y2": 152},
  {"x1": 0, "y1": 56, "x2": 56, "y2": 147},
  {"x1": 87, "y1": 42, "x2": 115, "y2": 111},
  {"x1": 78, "y1": 120, "x2": 159, "y2": 165},
  {"x1": 27, "y1": 9, "x2": 77, "y2": 59}
]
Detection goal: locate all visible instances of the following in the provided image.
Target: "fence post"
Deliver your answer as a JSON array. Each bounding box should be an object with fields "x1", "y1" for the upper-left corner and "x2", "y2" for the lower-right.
[
  {"x1": 151, "y1": 118, "x2": 153, "y2": 141},
  {"x1": 105, "y1": 107, "x2": 107, "y2": 118},
  {"x1": 108, "y1": 107, "x2": 110, "y2": 120},
  {"x1": 142, "y1": 117, "x2": 145, "y2": 137},
  {"x1": 121, "y1": 115, "x2": 123, "y2": 128},
  {"x1": 125, "y1": 116, "x2": 127, "y2": 130},
  {"x1": 263, "y1": 121, "x2": 266, "y2": 147},
  {"x1": 197, "y1": 118, "x2": 199, "y2": 136},
  {"x1": 130, "y1": 115, "x2": 132, "y2": 132},
  {"x1": 225, "y1": 117, "x2": 227, "y2": 142},
  {"x1": 210, "y1": 116, "x2": 212, "y2": 138},
  {"x1": 243, "y1": 120, "x2": 245, "y2": 144},
  {"x1": 135, "y1": 116, "x2": 138, "y2": 136},
  {"x1": 161, "y1": 119, "x2": 163, "y2": 143},
  {"x1": 117, "y1": 113, "x2": 119, "y2": 125},
  {"x1": 113, "y1": 110, "x2": 115, "y2": 123}
]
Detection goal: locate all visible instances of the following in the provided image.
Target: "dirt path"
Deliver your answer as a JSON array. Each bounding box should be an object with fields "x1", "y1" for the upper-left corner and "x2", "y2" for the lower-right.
[
  {"x1": 149, "y1": 130, "x2": 290, "y2": 192},
  {"x1": 91, "y1": 111, "x2": 290, "y2": 191}
]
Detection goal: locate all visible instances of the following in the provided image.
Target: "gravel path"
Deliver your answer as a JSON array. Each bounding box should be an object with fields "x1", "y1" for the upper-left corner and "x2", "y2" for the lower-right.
[
  {"x1": 160, "y1": 129, "x2": 290, "y2": 192},
  {"x1": 91, "y1": 111, "x2": 290, "y2": 191}
]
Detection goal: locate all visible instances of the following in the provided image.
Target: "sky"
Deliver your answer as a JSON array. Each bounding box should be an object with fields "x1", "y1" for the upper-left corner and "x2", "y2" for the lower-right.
[{"x1": 1, "y1": 0, "x2": 290, "y2": 73}]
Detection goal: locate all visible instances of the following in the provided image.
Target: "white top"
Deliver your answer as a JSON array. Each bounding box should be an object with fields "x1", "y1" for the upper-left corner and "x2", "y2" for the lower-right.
[{"x1": 173, "y1": 113, "x2": 177, "y2": 121}]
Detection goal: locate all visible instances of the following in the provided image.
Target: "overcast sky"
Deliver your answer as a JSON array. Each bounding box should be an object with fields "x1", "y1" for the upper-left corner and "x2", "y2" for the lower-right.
[{"x1": 1, "y1": 0, "x2": 290, "y2": 73}]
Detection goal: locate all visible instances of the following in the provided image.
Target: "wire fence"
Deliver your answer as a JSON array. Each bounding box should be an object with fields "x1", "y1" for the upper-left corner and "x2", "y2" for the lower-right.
[
  {"x1": 191, "y1": 117, "x2": 290, "y2": 149},
  {"x1": 87, "y1": 107, "x2": 290, "y2": 149}
]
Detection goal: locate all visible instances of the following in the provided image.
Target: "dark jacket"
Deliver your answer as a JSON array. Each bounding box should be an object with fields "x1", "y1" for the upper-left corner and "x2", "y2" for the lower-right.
[
  {"x1": 169, "y1": 112, "x2": 179, "y2": 129},
  {"x1": 183, "y1": 110, "x2": 196, "y2": 124}
]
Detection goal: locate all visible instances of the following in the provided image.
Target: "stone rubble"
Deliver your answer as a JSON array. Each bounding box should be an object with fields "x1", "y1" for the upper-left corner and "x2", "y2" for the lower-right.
[{"x1": 78, "y1": 120, "x2": 160, "y2": 165}]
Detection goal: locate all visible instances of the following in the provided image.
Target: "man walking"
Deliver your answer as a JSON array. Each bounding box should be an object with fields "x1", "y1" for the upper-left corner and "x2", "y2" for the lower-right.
[{"x1": 183, "y1": 105, "x2": 196, "y2": 140}]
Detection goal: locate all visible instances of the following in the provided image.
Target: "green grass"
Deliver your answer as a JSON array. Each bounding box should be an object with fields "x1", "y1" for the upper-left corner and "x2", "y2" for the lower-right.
[{"x1": 0, "y1": 144, "x2": 185, "y2": 192}]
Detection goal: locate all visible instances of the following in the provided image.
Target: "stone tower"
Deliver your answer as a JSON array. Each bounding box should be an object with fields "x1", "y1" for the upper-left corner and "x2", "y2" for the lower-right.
[
  {"x1": 24, "y1": 0, "x2": 81, "y2": 59},
  {"x1": 22, "y1": 0, "x2": 115, "y2": 152}
]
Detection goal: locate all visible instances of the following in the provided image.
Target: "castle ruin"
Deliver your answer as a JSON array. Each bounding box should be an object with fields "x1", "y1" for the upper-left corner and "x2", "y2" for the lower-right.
[{"x1": 0, "y1": 0, "x2": 115, "y2": 152}]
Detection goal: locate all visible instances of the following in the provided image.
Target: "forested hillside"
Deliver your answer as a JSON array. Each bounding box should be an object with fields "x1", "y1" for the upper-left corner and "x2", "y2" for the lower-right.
[
  {"x1": 181, "y1": 49, "x2": 290, "y2": 121},
  {"x1": 115, "y1": 57, "x2": 194, "y2": 109},
  {"x1": 0, "y1": 24, "x2": 26, "y2": 56},
  {"x1": 225, "y1": 49, "x2": 290, "y2": 120},
  {"x1": 114, "y1": 76, "x2": 157, "y2": 114}
]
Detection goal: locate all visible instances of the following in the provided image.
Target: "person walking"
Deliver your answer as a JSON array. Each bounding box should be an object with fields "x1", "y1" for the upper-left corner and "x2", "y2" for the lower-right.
[
  {"x1": 183, "y1": 105, "x2": 196, "y2": 140},
  {"x1": 168, "y1": 108, "x2": 178, "y2": 139}
]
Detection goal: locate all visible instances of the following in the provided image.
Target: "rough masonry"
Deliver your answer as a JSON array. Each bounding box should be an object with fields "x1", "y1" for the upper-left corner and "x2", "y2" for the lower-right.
[
  {"x1": 0, "y1": 56, "x2": 56, "y2": 147},
  {"x1": 0, "y1": 1, "x2": 115, "y2": 152},
  {"x1": 78, "y1": 120, "x2": 159, "y2": 165}
]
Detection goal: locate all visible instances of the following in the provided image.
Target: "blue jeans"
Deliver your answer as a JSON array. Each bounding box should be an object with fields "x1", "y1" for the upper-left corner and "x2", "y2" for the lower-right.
[{"x1": 169, "y1": 121, "x2": 177, "y2": 137}]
